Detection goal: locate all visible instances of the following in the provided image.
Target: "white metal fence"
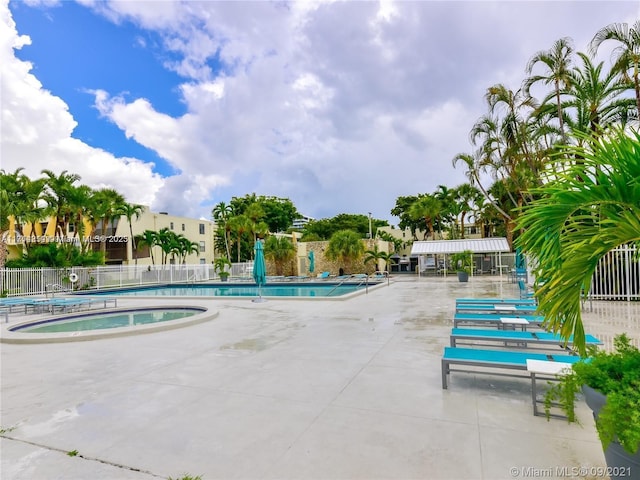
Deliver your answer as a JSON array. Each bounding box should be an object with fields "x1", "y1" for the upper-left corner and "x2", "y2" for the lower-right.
[
  {"x1": 0, "y1": 262, "x2": 255, "y2": 297},
  {"x1": 1, "y1": 248, "x2": 638, "y2": 300},
  {"x1": 587, "y1": 244, "x2": 640, "y2": 301}
]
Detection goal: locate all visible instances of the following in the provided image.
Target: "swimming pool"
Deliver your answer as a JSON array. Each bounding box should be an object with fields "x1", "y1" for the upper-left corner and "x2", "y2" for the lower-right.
[
  {"x1": 12, "y1": 307, "x2": 206, "y2": 333},
  {"x1": 83, "y1": 282, "x2": 377, "y2": 298},
  {"x1": 2, "y1": 306, "x2": 216, "y2": 344}
]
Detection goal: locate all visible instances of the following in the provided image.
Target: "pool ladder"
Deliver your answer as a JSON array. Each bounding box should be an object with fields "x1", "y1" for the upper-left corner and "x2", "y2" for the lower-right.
[
  {"x1": 325, "y1": 274, "x2": 371, "y2": 297},
  {"x1": 45, "y1": 284, "x2": 66, "y2": 298}
]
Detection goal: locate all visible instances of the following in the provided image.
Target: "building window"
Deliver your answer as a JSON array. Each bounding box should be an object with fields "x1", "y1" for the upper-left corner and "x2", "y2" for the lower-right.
[
  {"x1": 199, "y1": 223, "x2": 205, "y2": 234},
  {"x1": 200, "y1": 258, "x2": 206, "y2": 264},
  {"x1": 170, "y1": 222, "x2": 174, "y2": 230},
  {"x1": 199, "y1": 241, "x2": 205, "y2": 252},
  {"x1": 182, "y1": 223, "x2": 185, "y2": 231}
]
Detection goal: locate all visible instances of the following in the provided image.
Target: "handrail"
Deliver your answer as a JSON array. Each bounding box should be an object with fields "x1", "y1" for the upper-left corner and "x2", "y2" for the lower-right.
[
  {"x1": 325, "y1": 274, "x2": 370, "y2": 297},
  {"x1": 45, "y1": 283, "x2": 66, "y2": 298}
]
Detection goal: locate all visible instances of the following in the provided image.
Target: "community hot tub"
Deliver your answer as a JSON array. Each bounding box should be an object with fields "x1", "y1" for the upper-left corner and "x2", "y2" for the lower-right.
[{"x1": 1, "y1": 306, "x2": 217, "y2": 344}]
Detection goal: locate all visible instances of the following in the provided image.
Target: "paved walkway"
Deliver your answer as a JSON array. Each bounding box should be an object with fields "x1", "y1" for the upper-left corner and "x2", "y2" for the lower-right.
[{"x1": 1, "y1": 276, "x2": 638, "y2": 479}]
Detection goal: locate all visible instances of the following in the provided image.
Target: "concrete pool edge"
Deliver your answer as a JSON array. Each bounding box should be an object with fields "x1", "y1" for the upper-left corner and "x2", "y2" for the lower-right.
[
  {"x1": 78, "y1": 279, "x2": 389, "y2": 300},
  {"x1": 0, "y1": 305, "x2": 219, "y2": 344}
]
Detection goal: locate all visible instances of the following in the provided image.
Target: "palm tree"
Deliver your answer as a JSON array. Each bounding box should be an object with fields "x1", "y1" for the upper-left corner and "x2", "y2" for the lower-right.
[
  {"x1": 181, "y1": 237, "x2": 200, "y2": 265},
  {"x1": 176, "y1": 236, "x2": 199, "y2": 264},
  {"x1": 434, "y1": 185, "x2": 457, "y2": 238},
  {"x1": 118, "y1": 203, "x2": 145, "y2": 265},
  {"x1": 485, "y1": 84, "x2": 540, "y2": 189},
  {"x1": 245, "y1": 203, "x2": 266, "y2": 243},
  {"x1": 524, "y1": 37, "x2": 575, "y2": 141},
  {"x1": 408, "y1": 194, "x2": 441, "y2": 240},
  {"x1": 376, "y1": 230, "x2": 403, "y2": 254},
  {"x1": 364, "y1": 245, "x2": 395, "y2": 273},
  {"x1": 1, "y1": 169, "x2": 25, "y2": 244},
  {"x1": 390, "y1": 195, "x2": 422, "y2": 240},
  {"x1": 363, "y1": 245, "x2": 383, "y2": 272},
  {"x1": 227, "y1": 215, "x2": 252, "y2": 262},
  {"x1": 471, "y1": 194, "x2": 491, "y2": 238},
  {"x1": 41, "y1": 169, "x2": 81, "y2": 238},
  {"x1": 137, "y1": 230, "x2": 158, "y2": 266},
  {"x1": 516, "y1": 127, "x2": 640, "y2": 354},
  {"x1": 455, "y1": 183, "x2": 482, "y2": 239},
  {"x1": 1, "y1": 169, "x2": 47, "y2": 256},
  {"x1": 562, "y1": 52, "x2": 634, "y2": 137},
  {"x1": 66, "y1": 184, "x2": 94, "y2": 253},
  {"x1": 212, "y1": 201, "x2": 232, "y2": 259},
  {"x1": 325, "y1": 230, "x2": 364, "y2": 275},
  {"x1": 452, "y1": 150, "x2": 512, "y2": 222},
  {"x1": 264, "y1": 235, "x2": 295, "y2": 275},
  {"x1": 91, "y1": 188, "x2": 126, "y2": 255},
  {"x1": 468, "y1": 111, "x2": 533, "y2": 210},
  {"x1": 252, "y1": 221, "x2": 270, "y2": 245},
  {"x1": 590, "y1": 21, "x2": 640, "y2": 118},
  {"x1": 156, "y1": 228, "x2": 178, "y2": 265},
  {"x1": 487, "y1": 179, "x2": 519, "y2": 247}
]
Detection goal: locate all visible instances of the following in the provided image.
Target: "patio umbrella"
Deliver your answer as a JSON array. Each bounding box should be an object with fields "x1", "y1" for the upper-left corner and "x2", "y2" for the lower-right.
[
  {"x1": 252, "y1": 240, "x2": 267, "y2": 303},
  {"x1": 515, "y1": 248, "x2": 526, "y2": 269},
  {"x1": 308, "y1": 250, "x2": 315, "y2": 274}
]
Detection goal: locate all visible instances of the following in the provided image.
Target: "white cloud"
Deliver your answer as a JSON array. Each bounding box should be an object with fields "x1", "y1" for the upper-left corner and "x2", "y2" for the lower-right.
[
  {"x1": 1, "y1": 1, "x2": 164, "y2": 209},
  {"x1": 3, "y1": 0, "x2": 639, "y2": 225}
]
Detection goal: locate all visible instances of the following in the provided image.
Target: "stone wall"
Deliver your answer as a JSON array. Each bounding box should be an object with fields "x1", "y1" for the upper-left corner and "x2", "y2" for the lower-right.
[{"x1": 296, "y1": 239, "x2": 385, "y2": 277}]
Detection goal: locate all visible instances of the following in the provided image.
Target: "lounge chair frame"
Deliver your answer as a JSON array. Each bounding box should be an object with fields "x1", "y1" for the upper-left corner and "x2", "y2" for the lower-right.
[
  {"x1": 441, "y1": 346, "x2": 580, "y2": 389},
  {"x1": 455, "y1": 297, "x2": 536, "y2": 306},
  {"x1": 453, "y1": 313, "x2": 544, "y2": 328},
  {"x1": 449, "y1": 328, "x2": 602, "y2": 350},
  {"x1": 455, "y1": 304, "x2": 538, "y2": 314}
]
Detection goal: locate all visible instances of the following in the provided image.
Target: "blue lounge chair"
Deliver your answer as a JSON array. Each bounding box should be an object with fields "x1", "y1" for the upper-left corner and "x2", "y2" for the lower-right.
[
  {"x1": 285, "y1": 275, "x2": 308, "y2": 281},
  {"x1": 453, "y1": 313, "x2": 544, "y2": 328},
  {"x1": 45, "y1": 297, "x2": 94, "y2": 313},
  {"x1": 450, "y1": 328, "x2": 602, "y2": 349},
  {"x1": 518, "y1": 280, "x2": 535, "y2": 299},
  {"x1": 441, "y1": 346, "x2": 581, "y2": 389},
  {"x1": 455, "y1": 304, "x2": 538, "y2": 315},
  {"x1": 0, "y1": 297, "x2": 45, "y2": 314},
  {"x1": 66, "y1": 296, "x2": 118, "y2": 309},
  {"x1": 318, "y1": 271, "x2": 330, "y2": 279},
  {"x1": 455, "y1": 297, "x2": 536, "y2": 306}
]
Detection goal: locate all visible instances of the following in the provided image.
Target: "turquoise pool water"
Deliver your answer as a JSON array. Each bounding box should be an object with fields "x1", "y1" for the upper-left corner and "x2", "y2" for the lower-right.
[
  {"x1": 84, "y1": 283, "x2": 370, "y2": 297},
  {"x1": 12, "y1": 307, "x2": 205, "y2": 333}
]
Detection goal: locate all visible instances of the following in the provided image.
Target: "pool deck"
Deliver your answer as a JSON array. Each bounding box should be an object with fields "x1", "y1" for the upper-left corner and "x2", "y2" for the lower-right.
[{"x1": 1, "y1": 275, "x2": 639, "y2": 479}]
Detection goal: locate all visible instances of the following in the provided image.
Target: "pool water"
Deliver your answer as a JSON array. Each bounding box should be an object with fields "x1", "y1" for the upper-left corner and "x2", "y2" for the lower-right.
[
  {"x1": 86, "y1": 283, "x2": 369, "y2": 297},
  {"x1": 12, "y1": 308, "x2": 205, "y2": 333}
]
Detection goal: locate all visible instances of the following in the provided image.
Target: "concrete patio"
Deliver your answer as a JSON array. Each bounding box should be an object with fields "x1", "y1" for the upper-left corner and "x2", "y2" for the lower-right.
[{"x1": 1, "y1": 276, "x2": 638, "y2": 480}]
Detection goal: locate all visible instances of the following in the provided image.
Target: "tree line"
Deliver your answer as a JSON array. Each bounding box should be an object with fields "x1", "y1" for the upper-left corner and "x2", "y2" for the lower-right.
[
  {"x1": 1, "y1": 169, "x2": 144, "y2": 267},
  {"x1": 452, "y1": 22, "x2": 640, "y2": 246}
]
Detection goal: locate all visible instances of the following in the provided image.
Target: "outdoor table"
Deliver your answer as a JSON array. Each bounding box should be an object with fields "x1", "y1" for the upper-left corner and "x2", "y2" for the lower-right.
[
  {"x1": 526, "y1": 359, "x2": 574, "y2": 418},
  {"x1": 499, "y1": 317, "x2": 529, "y2": 331}
]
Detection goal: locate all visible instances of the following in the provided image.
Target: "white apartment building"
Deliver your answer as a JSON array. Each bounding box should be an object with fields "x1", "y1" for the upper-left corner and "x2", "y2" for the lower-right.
[{"x1": 108, "y1": 207, "x2": 216, "y2": 266}]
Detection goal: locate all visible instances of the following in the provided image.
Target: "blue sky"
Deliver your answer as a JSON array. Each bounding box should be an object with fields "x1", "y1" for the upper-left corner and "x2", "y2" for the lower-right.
[
  {"x1": 2, "y1": 0, "x2": 639, "y2": 224},
  {"x1": 10, "y1": 1, "x2": 186, "y2": 175}
]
